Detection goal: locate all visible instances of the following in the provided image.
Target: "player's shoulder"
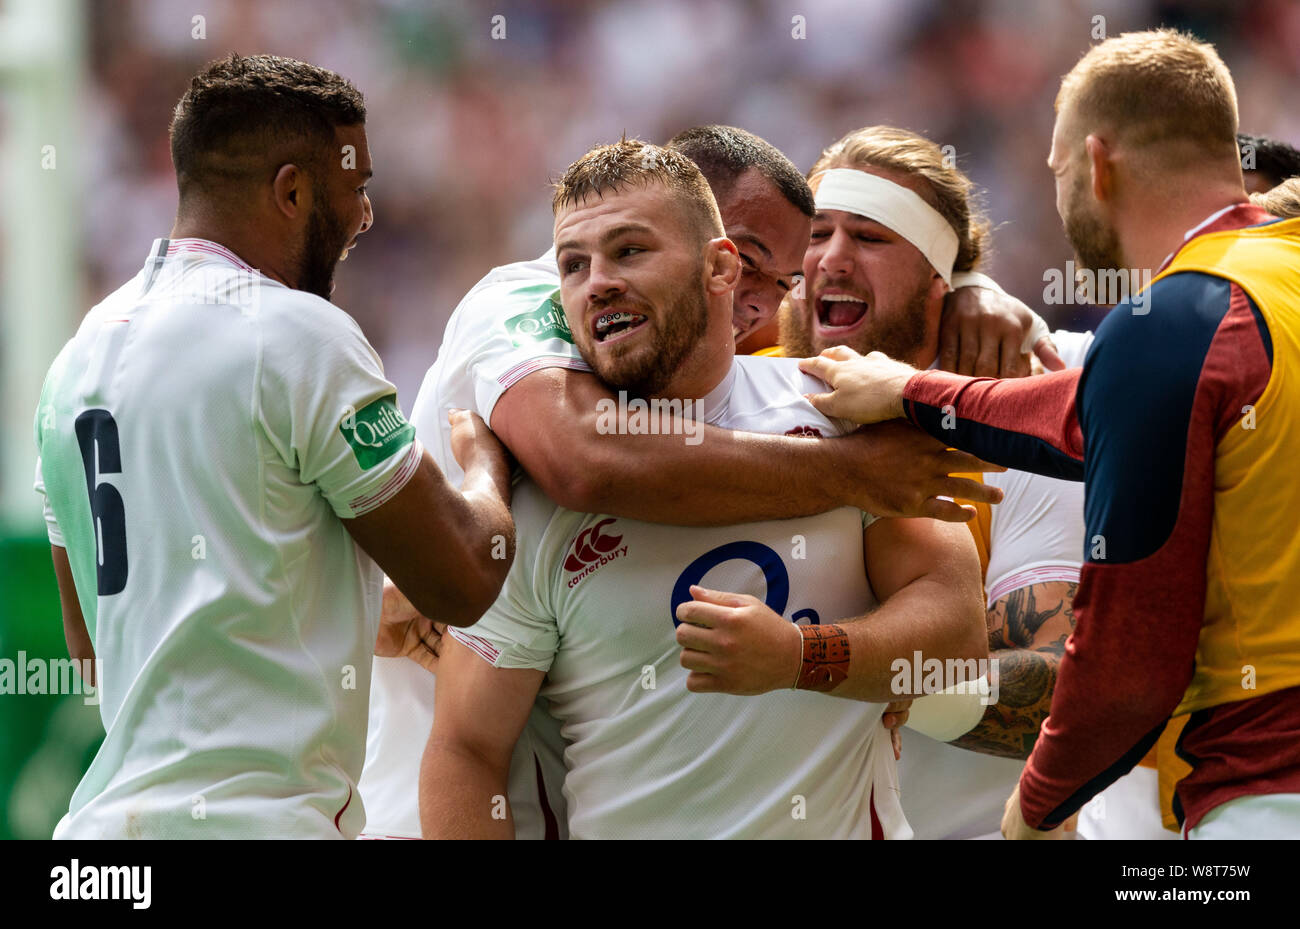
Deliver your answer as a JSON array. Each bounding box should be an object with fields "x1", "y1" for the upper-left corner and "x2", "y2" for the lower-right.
[
  {"x1": 457, "y1": 269, "x2": 560, "y2": 330},
  {"x1": 1088, "y1": 271, "x2": 1234, "y2": 387},
  {"x1": 258, "y1": 281, "x2": 363, "y2": 334},
  {"x1": 730, "y1": 354, "x2": 852, "y2": 437},
  {"x1": 458, "y1": 251, "x2": 560, "y2": 316},
  {"x1": 479, "y1": 249, "x2": 559, "y2": 287},
  {"x1": 254, "y1": 284, "x2": 385, "y2": 372},
  {"x1": 439, "y1": 255, "x2": 562, "y2": 352},
  {"x1": 1097, "y1": 270, "x2": 1231, "y2": 343}
]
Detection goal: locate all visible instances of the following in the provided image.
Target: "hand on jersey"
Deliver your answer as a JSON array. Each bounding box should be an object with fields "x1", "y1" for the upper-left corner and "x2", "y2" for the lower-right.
[
  {"x1": 940, "y1": 285, "x2": 1065, "y2": 378},
  {"x1": 674, "y1": 585, "x2": 801, "y2": 696},
  {"x1": 1000, "y1": 784, "x2": 1073, "y2": 840},
  {"x1": 800, "y1": 347, "x2": 916, "y2": 425},
  {"x1": 830, "y1": 420, "x2": 1005, "y2": 524},
  {"x1": 374, "y1": 578, "x2": 446, "y2": 674}
]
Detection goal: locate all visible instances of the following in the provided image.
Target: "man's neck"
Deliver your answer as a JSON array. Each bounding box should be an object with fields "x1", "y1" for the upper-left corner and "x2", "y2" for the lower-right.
[
  {"x1": 1117, "y1": 183, "x2": 1247, "y2": 276},
  {"x1": 654, "y1": 325, "x2": 737, "y2": 403},
  {"x1": 169, "y1": 215, "x2": 297, "y2": 289}
]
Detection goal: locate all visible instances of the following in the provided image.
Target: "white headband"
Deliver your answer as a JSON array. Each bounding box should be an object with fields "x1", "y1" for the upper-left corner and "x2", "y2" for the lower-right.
[{"x1": 812, "y1": 168, "x2": 959, "y2": 285}]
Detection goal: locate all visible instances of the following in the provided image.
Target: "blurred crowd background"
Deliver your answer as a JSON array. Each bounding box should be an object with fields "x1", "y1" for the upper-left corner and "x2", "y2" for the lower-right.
[
  {"x1": 0, "y1": 0, "x2": 1297, "y2": 838},
  {"x1": 80, "y1": 0, "x2": 1300, "y2": 404}
]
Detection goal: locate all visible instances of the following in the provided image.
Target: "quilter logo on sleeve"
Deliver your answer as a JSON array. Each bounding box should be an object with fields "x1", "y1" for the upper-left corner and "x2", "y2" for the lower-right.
[
  {"x1": 340, "y1": 395, "x2": 415, "y2": 469},
  {"x1": 507, "y1": 287, "x2": 575, "y2": 347},
  {"x1": 565, "y1": 518, "x2": 628, "y2": 589}
]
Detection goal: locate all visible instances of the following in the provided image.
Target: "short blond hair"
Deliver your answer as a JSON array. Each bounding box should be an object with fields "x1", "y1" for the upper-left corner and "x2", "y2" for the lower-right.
[
  {"x1": 1251, "y1": 177, "x2": 1300, "y2": 219},
  {"x1": 809, "y1": 125, "x2": 990, "y2": 273},
  {"x1": 552, "y1": 138, "x2": 724, "y2": 242},
  {"x1": 1057, "y1": 29, "x2": 1238, "y2": 159}
]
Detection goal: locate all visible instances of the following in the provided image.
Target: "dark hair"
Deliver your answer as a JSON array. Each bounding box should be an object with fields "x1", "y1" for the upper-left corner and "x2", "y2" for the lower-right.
[
  {"x1": 552, "y1": 138, "x2": 723, "y2": 243},
  {"x1": 1238, "y1": 133, "x2": 1300, "y2": 188},
  {"x1": 169, "y1": 54, "x2": 365, "y2": 198},
  {"x1": 666, "y1": 125, "x2": 815, "y2": 218}
]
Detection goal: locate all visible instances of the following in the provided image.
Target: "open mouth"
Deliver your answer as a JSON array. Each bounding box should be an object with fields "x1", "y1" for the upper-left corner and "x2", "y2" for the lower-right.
[
  {"x1": 816, "y1": 293, "x2": 869, "y2": 331},
  {"x1": 593, "y1": 309, "x2": 649, "y2": 344}
]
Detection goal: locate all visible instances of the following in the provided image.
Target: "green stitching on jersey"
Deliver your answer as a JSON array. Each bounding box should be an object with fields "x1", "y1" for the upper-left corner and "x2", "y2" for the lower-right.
[{"x1": 339, "y1": 395, "x2": 415, "y2": 470}]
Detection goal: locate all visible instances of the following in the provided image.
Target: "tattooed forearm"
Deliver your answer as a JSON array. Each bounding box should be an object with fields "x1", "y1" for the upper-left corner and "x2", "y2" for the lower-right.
[
  {"x1": 986, "y1": 583, "x2": 1075, "y2": 650},
  {"x1": 950, "y1": 581, "x2": 1077, "y2": 760},
  {"x1": 951, "y1": 640, "x2": 1064, "y2": 759}
]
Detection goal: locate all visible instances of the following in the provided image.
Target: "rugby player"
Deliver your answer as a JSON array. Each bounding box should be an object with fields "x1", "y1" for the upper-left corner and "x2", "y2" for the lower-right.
[
  {"x1": 800, "y1": 30, "x2": 1300, "y2": 839},
  {"x1": 734, "y1": 124, "x2": 1089, "y2": 839},
  {"x1": 32, "y1": 55, "x2": 514, "y2": 839},
  {"x1": 420, "y1": 140, "x2": 986, "y2": 839},
  {"x1": 359, "y1": 126, "x2": 1029, "y2": 839},
  {"x1": 778, "y1": 125, "x2": 1181, "y2": 841}
]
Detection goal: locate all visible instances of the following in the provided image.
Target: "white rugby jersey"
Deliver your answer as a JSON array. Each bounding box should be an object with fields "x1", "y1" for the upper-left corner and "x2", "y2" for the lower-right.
[
  {"x1": 34, "y1": 238, "x2": 420, "y2": 839},
  {"x1": 451, "y1": 355, "x2": 909, "y2": 840},
  {"x1": 360, "y1": 250, "x2": 582, "y2": 839},
  {"x1": 899, "y1": 329, "x2": 1092, "y2": 840}
]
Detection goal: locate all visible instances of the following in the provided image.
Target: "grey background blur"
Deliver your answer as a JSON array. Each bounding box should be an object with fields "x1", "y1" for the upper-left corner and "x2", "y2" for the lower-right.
[
  {"x1": 43, "y1": 0, "x2": 1300, "y2": 416},
  {"x1": 0, "y1": 0, "x2": 1296, "y2": 838}
]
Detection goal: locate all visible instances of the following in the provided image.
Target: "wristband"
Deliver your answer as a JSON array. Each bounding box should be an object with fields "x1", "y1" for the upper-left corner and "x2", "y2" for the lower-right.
[
  {"x1": 949, "y1": 270, "x2": 1006, "y2": 295},
  {"x1": 794, "y1": 624, "x2": 850, "y2": 692}
]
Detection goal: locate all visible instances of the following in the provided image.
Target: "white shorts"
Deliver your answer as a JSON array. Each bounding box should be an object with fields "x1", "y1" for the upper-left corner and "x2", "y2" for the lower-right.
[
  {"x1": 1187, "y1": 793, "x2": 1300, "y2": 839},
  {"x1": 1076, "y1": 766, "x2": 1178, "y2": 840}
]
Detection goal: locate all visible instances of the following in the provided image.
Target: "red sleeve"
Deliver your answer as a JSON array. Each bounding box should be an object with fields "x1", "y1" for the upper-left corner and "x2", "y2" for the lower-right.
[
  {"x1": 902, "y1": 368, "x2": 1083, "y2": 480},
  {"x1": 1018, "y1": 275, "x2": 1270, "y2": 829}
]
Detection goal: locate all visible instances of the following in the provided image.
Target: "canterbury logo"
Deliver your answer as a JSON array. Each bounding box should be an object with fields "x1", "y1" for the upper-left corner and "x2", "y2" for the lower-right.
[
  {"x1": 784, "y1": 425, "x2": 824, "y2": 437},
  {"x1": 564, "y1": 518, "x2": 624, "y2": 572}
]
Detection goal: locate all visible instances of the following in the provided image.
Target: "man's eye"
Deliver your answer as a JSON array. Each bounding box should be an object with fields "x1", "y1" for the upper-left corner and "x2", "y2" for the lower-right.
[
  {"x1": 809, "y1": 230, "x2": 829, "y2": 240},
  {"x1": 619, "y1": 246, "x2": 644, "y2": 258},
  {"x1": 564, "y1": 260, "x2": 587, "y2": 275},
  {"x1": 739, "y1": 253, "x2": 757, "y2": 269},
  {"x1": 356, "y1": 186, "x2": 368, "y2": 194}
]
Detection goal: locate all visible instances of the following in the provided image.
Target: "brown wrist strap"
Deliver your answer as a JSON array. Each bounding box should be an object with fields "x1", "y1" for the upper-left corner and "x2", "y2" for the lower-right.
[{"x1": 794, "y1": 623, "x2": 850, "y2": 692}]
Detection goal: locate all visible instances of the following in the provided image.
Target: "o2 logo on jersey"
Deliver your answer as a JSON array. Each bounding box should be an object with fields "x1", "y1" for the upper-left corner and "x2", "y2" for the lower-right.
[{"x1": 670, "y1": 541, "x2": 820, "y2": 628}]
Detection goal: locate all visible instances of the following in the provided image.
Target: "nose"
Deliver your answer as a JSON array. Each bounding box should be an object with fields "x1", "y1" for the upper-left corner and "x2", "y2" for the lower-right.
[
  {"x1": 586, "y1": 253, "x2": 625, "y2": 303},
  {"x1": 359, "y1": 191, "x2": 374, "y2": 235},
  {"x1": 817, "y1": 226, "x2": 854, "y2": 279},
  {"x1": 750, "y1": 279, "x2": 784, "y2": 328}
]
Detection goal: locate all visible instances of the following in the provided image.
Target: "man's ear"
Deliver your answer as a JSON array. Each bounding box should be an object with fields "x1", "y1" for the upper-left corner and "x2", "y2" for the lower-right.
[
  {"x1": 706, "y1": 236, "x2": 741, "y2": 295},
  {"x1": 928, "y1": 269, "x2": 949, "y2": 305},
  {"x1": 272, "y1": 163, "x2": 307, "y2": 220},
  {"x1": 1085, "y1": 134, "x2": 1114, "y2": 204}
]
